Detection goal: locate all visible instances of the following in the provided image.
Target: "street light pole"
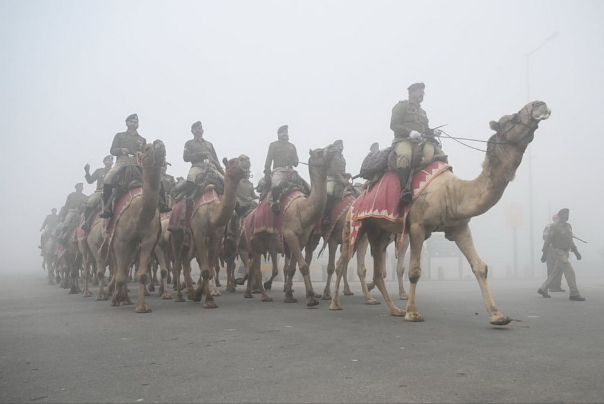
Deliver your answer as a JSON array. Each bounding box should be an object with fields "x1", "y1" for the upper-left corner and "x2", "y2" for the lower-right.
[{"x1": 524, "y1": 31, "x2": 558, "y2": 278}]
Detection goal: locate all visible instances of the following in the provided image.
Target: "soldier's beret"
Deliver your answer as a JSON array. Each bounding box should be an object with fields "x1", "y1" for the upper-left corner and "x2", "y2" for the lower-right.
[
  {"x1": 125, "y1": 113, "x2": 138, "y2": 121},
  {"x1": 277, "y1": 125, "x2": 288, "y2": 134},
  {"x1": 407, "y1": 82, "x2": 425, "y2": 92},
  {"x1": 191, "y1": 121, "x2": 203, "y2": 130},
  {"x1": 75, "y1": 182, "x2": 84, "y2": 188},
  {"x1": 370, "y1": 142, "x2": 379, "y2": 151},
  {"x1": 103, "y1": 155, "x2": 114, "y2": 161},
  {"x1": 558, "y1": 208, "x2": 569, "y2": 216},
  {"x1": 334, "y1": 139, "x2": 343, "y2": 146}
]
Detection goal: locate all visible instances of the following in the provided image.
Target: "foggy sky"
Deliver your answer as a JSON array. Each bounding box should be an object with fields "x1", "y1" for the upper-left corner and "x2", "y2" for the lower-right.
[{"x1": 1, "y1": 0, "x2": 603, "y2": 276}]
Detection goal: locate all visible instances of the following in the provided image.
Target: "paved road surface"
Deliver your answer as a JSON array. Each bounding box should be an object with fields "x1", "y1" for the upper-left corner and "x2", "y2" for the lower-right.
[{"x1": 1, "y1": 272, "x2": 603, "y2": 403}]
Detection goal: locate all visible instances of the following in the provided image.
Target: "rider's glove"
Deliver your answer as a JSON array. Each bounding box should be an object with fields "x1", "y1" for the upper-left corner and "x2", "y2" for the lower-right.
[{"x1": 409, "y1": 130, "x2": 421, "y2": 140}]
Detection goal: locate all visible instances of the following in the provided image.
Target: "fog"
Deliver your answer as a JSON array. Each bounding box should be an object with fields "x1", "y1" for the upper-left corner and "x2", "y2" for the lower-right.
[{"x1": 2, "y1": 0, "x2": 603, "y2": 280}]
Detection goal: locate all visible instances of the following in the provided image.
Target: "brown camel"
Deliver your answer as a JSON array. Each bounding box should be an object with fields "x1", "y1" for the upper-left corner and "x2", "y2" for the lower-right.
[
  {"x1": 171, "y1": 155, "x2": 251, "y2": 306},
  {"x1": 104, "y1": 140, "x2": 167, "y2": 312},
  {"x1": 331, "y1": 101, "x2": 550, "y2": 326},
  {"x1": 246, "y1": 144, "x2": 338, "y2": 306}
]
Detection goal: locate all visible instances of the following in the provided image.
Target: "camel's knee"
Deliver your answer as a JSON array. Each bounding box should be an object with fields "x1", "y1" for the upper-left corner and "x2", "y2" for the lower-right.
[
  {"x1": 160, "y1": 269, "x2": 168, "y2": 279},
  {"x1": 137, "y1": 273, "x2": 148, "y2": 284},
  {"x1": 472, "y1": 263, "x2": 488, "y2": 279},
  {"x1": 299, "y1": 265, "x2": 309, "y2": 276},
  {"x1": 408, "y1": 266, "x2": 421, "y2": 284}
]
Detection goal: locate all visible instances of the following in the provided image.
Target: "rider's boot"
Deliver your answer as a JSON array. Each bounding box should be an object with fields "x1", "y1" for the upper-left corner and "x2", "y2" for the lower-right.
[
  {"x1": 271, "y1": 188, "x2": 281, "y2": 214},
  {"x1": 397, "y1": 167, "x2": 413, "y2": 206},
  {"x1": 99, "y1": 185, "x2": 117, "y2": 219}
]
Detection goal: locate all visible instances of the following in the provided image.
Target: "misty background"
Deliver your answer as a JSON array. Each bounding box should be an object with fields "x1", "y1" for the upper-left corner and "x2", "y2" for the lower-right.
[{"x1": 1, "y1": 0, "x2": 602, "y2": 280}]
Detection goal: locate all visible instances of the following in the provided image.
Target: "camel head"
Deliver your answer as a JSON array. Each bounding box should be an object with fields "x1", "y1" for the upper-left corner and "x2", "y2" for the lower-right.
[
  {"x1": 489, "y1": 101, "x2": 550, "y2": 149},
  {"x1": 139, "y1": 140, "x2": 166, "y2": 168},
  {"x1": 223, "y1": 154, "x2": 251, "y2": 180},
  {"x1": 308, "y1": 143, "x2": 339, "y2": 168}
]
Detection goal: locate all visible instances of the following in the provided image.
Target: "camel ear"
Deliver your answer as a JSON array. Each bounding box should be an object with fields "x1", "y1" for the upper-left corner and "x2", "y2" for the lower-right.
[
  {"x1": 489, "y1": 121, "x2": 500, "y2": 132},
  {"x1": 222, "y1": 157, "x2": 228, "y2": 166}
]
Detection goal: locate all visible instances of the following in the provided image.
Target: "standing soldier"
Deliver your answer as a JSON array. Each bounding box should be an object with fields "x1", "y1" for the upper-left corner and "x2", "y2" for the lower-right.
[
  {"x1": 538, "y1": 208, "x2": 586, "y2": 301},
  {"x1": 57, "y1": 183, "x2": 88, "y2": 244},
  {"x1": 180, "y1": 121, "x2": 225, "y2": 204},
  {"x1": 324, "y1": 139, "x2": 349, "y2": 225},
  {"x1": 81, "y1": 155, "x2": 113, "y2": 230},
  {"x1": 542, "y1": 214, "x2": 564, "y2": 292},
  {"x1": 390, "y1": 82, "x2": 447, "y2": 205},
  {"x1": 39, "y1": 208, "x2": 59, "y2": 248},
  {"x1": 264, "y1": 125, "x2": 299, "y2": 213},
  {"x1": 99, "y1": 114, "x2": 171, "y2": 218}
]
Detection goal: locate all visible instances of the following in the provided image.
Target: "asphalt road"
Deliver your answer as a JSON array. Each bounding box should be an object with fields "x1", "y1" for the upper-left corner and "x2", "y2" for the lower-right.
[{"x1": 1, "y1": 271, "x2": 603, "y2": 403}]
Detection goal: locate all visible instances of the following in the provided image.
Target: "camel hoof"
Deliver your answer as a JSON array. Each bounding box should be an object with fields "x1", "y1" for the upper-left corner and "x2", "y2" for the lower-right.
[
  {"x1": 307, "y1": 298, "x2": 319, "y2": 307},
  {"x1": 284, "y1": 297, "x2": 298, "y2": 304},
  {"x1": 343, "y1": 291, "x2": 354, "y2": 296},
  {"x1": 404, "y1": 312, "x2": 424, "y2": 322},
  {"x1": 365, "y1": 299, "x2": 381, "y2": 305},
  {"x1": 490, "y1": 316, "x2": 512, "y2": 326},
  {"x1": 203, "y1": 302, "x2": 218, "y2": 309},
  {"x1": 399, "y1": 294, "x2": 409, "y2": 300},
  {"x1": 261, "y1": 296, "x2": 273, "y2": 302},
  {"x1": 135, "y1": 305, "x2": 152, "y2": 313},
  {"x1": 82, "y1": 291, "x2": 92, "y2": 298},
  {"x1": 321, "y1": 293, "x2": 331, "y2": 300},
  {"x1": 329, "y1": 303, "x2": 343, "y2": 311},
  {"x1": 244, "y1": 293, "x2": 254, "y2": 298},
  {"x1": 160, "y1": 293, "x2": 173, "y2": 300}
]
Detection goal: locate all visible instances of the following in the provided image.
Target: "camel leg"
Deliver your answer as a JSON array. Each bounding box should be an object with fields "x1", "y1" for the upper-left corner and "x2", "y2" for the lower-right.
[
  {"x1": 134, "y1": 235, "x2": 156, "y2": 313},
  {"x1": 329, "y1": 239, "x2": 350, "y2": 311},
  {"x1": 355, "y1": 236, "x2": 379, "y2": 305},
  {"x1": 397, "y1": 235, "x2": 409, "y2": 300},
  {"x1": 111, "y1": 241, "x2": 134, "y2": 307},
  {"x1": 404, "y1": 224, "x2": 426, "y2": 322},
  {"x1": 154, "y1": 243, "x2": 172, "y2": 300},
  {"x1": 451, "y1": 225, "x2": 511, "y2": 326},
  {"x1": 190, "y1": 228, "x2": 217, "y2": 308},
  {"x1": 368, "y1": 229, "x2": 405, "y2": 317},
  {"x1": 170, "y1": 234, "x2": 186, "y2": 302},
  {"x1": 262, "y1": 245, "x2": 279, "y2": 292},
  {"x1": 321, "y1": 239, "x2": 337, "y2": 300}
]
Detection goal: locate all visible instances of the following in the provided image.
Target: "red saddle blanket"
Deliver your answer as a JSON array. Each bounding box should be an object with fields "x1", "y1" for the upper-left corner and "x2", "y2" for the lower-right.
[
  {"x1": 243, "y1": 190, "x2": 305, "y2": 256},
  {"x1": 74, "y1": 211, "x2": 102, "y2": 243},
  {"x1": 102, "y1": 187, "x2": 143, "y2": 248},
  {"x1": 349, "y1": 161, "x2": 451, "y2": 258},
  {"x1": 315, "y1": 194, "x2": 356, "y2": 255},
  {"x1": 168, "y1": 189, "x2": 219, "y2": 232}
]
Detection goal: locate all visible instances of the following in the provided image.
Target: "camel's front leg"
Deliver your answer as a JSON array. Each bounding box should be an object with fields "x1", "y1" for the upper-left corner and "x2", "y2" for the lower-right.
[
  {"x1": 397, "y1": 235, "x2": 409, "y2": 300},
  {"x1": 452, "y1": 225, "x2": 511, "y2": 326},
  {"x1": 284, "y1": 232, "x2": 318, "y2": 307},
  {"x1": 405, "y1": 224, "x2": 425, "y2": 322},
  {"x1": 135, "y1": 235, "x2": 156, "y2": 313},
  {"x1": 330, "y1": 222, "x2": 354, "y2": 311},
  {"x1": 154, "y1": 243, "x2": 172, "y2": 300},
  {"x1": 322, "y1": 239, "x2": 338, "y2": 300}
]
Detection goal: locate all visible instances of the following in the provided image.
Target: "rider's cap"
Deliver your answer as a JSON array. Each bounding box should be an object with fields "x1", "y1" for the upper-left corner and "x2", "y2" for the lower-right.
[
  {"x1": 103, "y1": 155, "x2": 114, "y2": 162},
  {"x1": 407, "y1": 82, "x2": 425, "y2": 92},
  {"x1": 75, "y1": 182, "x2": 84, "y2": 188},
  {"x1": 277, "y1": 125, "x2": 288, "y2": 135},
  {"x1": 191, "y1": 121, "x2": 203, "y2": 130},
  {"x1": 125, "y1": 113, "x2": 138, "y2": 122},
  {"x1": 558, "y1": 208, "x2": 569, "y2": 216}
]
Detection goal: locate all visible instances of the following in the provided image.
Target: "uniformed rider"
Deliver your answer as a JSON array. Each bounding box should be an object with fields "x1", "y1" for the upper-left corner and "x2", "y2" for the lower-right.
[
  {"x1": 81, "y1": 155, "x2": 113, "y2": 230},
  {"x1": 39, "y1": 208, "x2": 59, "y2": 249},
  {"x1": 264, "y1": 125, "x2": 299, "y2": 213},
  {"x1": 99, "y1": 114, "x2": 171, "y2": 218},
  {"x1": 57, "y1": 183, "x2": 88, "y2": 244},
  {"x1": 324, "y1": 139, "x2": 349, "y2": 225},
  {"x1": 390, "y1": 82, "x2": 447, "y2": 205}
]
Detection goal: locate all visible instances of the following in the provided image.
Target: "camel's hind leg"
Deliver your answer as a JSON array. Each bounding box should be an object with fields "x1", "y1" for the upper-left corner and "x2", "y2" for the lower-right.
[
  {"x1": 367, "y1": 228, "x2": 405, "y2": 317},
  {"x1": 134, "y1": 234, "x2": 156, "y2": 313},
  {"x1": 283, "y1": 230, "x2": 318, "y2": 307},
  {"x1": 450, "y1": 225, "x2": 511, "y2": 326},
  {"x1": 396, "y1": 235, "x2": 409, "y2": 300},
  {"x1": 330, "y1": 216, "x2": 353, "y2": 311},
  {"x1": 404, "y1": 223, "x2": 426, "y2": 322},
  {"x1": 354, "y1": 235, "x2": 379, "y2": 304}
]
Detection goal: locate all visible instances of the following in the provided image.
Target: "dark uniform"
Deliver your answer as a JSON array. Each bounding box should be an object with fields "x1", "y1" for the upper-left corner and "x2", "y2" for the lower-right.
[
  {"x1": 542, "y1": 216, "x2": 564, "y2": 291},
  {"x1": 57, "y1": 184, "x2": 88, "y2": 244},
  {"x1": 184, "y1": 137, "x2": 224, "y2": 183},
  {"x1": 264, "y1": 125, "x2": 299, "y2": 212},
  {"x1": 326, "y1": 142, "x2": 348, "y2": 198},
  {"x1": 82, "y1": 155, "x2": 113, "y2": 230},
  {"x1": 538, "y1": 208, "x2": 585, "y2": 300},
  {"x1": 39, "y1": 210, "x2": 59, "y2": 248},
  {"x1": 391, "y1": 83, "x2": 447, "y2": 205},
  {"x1": 236, "y1": 178, "x2": 258, "y2": 214}
]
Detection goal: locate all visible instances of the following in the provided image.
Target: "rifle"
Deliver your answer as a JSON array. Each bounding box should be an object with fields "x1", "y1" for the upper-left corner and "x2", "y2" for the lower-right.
[{"x1": 572, "y1": 234, "x2": 587, "y2": 244}]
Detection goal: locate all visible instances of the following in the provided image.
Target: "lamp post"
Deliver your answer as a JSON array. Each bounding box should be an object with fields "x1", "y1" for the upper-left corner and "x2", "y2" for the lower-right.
[{"x1": 524, "y1": 31, "x2": 558, "y2": 278}]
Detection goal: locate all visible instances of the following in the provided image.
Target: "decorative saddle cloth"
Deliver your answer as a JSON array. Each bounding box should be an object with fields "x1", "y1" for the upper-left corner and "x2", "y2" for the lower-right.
[
  {"x1": 243, "y1": 190, "x2": 305, "y2": 257},
  {"x1": 348, "y1": 161, "x2": 451, "y2": 258},
  {"x1": 168, "y1": 188, "x2": 219, "y2": 233},
  {"x1": 315, "y1": 194, "x2": 356, "y2": 256}
]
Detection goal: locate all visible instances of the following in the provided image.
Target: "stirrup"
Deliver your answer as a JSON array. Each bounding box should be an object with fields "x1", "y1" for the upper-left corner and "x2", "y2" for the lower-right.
[
  {"x1": 81, "y1": 222, "x2": 90, "y2": 231},
  {"x1": 99, "y1": 209, "x2": 113, "y2": 219},
  {"x1": 272, "y1": 202, "x2": 280, "y2": 213}
]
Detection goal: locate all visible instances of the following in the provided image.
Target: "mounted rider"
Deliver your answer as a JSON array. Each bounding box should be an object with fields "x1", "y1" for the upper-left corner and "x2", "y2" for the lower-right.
[
  {"x1": 390, "y1": 82, "x2": 447, "y2": 205},
  {"x1": 324, "y1": 139, "x2": 351, "y2": 226},
  {"x1": 99, "y1": 114, "x2": 171, "y2": 218},
  {"x1": 264, "y1": 125, "x2": 301, "y2": 213},
  {"x1": 39, "y1": 208, "x2": 59, "y2": 249},
  {"x1": 179, "y1": 121, "x2": 225, "y2": 204},
  {"x1": 56, "y1": 183, "x2": 88, "y2": 245},
  {"x1": 81, "y1": 155, "x2": 113, "y2": 230}
]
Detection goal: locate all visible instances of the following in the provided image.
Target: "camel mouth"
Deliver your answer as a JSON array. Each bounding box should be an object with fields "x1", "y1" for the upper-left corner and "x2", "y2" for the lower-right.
[{"x1": 530, "y1": 101, "x2": 550, "y2": 121}]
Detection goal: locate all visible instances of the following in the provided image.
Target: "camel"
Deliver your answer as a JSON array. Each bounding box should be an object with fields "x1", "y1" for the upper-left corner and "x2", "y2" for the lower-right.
[
  {"x1": 331, "y1": 101, "x2": 550, "y2": 326},
  {"x1": 41, "y1": 232, "x2": 59, "y2": 285},
  {"x1": 170, "y1": 155, "x2": 251, "y2": 306},
  {"x1": 149, "y1": 214, "x2": 173, "y2": 299},
  {"x1": 103, "y1": 140, "x2": 167, "y2": 312},
  {"x1": 246, "y1": 144, "x2": 338, "y2": 306}
]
